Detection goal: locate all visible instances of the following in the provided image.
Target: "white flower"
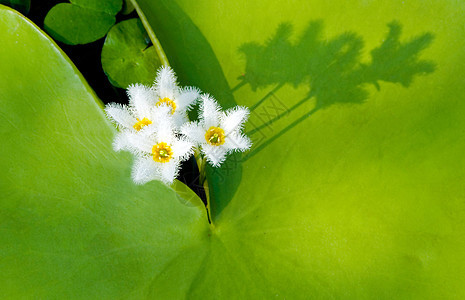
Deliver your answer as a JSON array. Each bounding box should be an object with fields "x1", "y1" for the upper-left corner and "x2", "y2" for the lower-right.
[
  {"x1": 181, "y1": 94, "x2": 252, "y2": 167},
  {"x1": 105, "y1": 84, "x2": 158, "y2": 151},
  {"x1": 121, "y1": 106, "x2": 194, "y2": 185},
  {"x1": 152, "y1": 66, "x2": 201, "y2": 127}
]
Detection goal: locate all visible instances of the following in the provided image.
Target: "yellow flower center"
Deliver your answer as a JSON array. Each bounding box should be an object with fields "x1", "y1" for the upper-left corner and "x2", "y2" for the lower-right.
[
  {"x1": 205, "y1": 126, "x2": 225, "y2": 146},
  {"x1": 156, "y1": 97, "x2": 176, "y2": 114},
  {"x1": 152, "y1": 142, "x2": 173, "y2": 163},
  {"x1": 133, "y1": 117, "x2": 152, "y2": 131}
]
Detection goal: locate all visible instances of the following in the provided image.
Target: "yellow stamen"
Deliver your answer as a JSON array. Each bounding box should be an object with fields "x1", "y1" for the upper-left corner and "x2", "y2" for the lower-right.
[
  {"x1": 152, "y1": 142, "x2": 173, "y2": 163},
  {"x1": 133, "y1": 117, "x2": 152, "y2": 131},
  {"x1": 156, "y1": 97, "x2": 177, "y2": 114},
  {"x1": 205, "y1": 126, "x2": 225, "y2": 146}
]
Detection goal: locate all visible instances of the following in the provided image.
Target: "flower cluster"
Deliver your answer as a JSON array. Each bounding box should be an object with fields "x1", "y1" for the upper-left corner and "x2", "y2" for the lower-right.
[{"x1": 105, "y1": 66, "x2": 252, "y2": 185}]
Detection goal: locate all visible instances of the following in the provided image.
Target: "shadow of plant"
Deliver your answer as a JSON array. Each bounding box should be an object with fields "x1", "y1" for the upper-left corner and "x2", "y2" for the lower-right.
[
  {"x1": 237, "y1": 20, "x2": 435, "y2": 159},
  {"x1": 210, "y1": 20, "x2": 435, "y2": 220}
]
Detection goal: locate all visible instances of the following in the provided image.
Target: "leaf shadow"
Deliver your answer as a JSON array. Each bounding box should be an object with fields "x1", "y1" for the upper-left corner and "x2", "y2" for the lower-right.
[
  {"x1": 238, "y1": 20, "x2": 435, "y2": 161},
  {"x1": 209, "y1": 20, "x2": 435, "y2": 219},
  {"x1": 147, "y1": 3, "x2": 435, "y2": 222}
]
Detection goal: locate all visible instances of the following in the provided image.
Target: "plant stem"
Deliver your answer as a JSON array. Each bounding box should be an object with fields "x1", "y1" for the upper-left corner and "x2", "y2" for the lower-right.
[
  {"x1": 130, "y1": 0, "x2": 170, "y2": 67},
  {"x1": 204, "y1": 181, "x2": 214, "y2": 228},
  {"x1": 195, "y1": 152, "x2": 206, "y2": 185},
  {"x1": 194, "y1": 150, "x2": 213, "y2": 225}
]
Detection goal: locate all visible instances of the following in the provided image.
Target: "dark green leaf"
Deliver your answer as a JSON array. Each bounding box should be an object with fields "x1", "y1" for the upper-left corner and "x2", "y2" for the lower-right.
[
  {"x1": 44, "y1": 0, "x2": 122, "y2": 45},
  {"x1": 0, "y1": 0, "x2": 30, "y2": 14},
  {"x1": 44, "y1": 3, "x2": 115, "y2": 45},
  {"x1": 101, "y1": 18, "x2": 161, "y2": 88}
]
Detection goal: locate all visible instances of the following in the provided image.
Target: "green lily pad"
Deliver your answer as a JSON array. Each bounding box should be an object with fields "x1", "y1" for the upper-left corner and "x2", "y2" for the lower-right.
[
  {"x1": 0, "y1": 5, "x2": 207, "y2": 298},
  {"x1": 44, "y1": 0, "x2": 122, "y2": 45},
  {"x1": 135, "y1": 0, "x2": 465, "y2": 297},
  {"x1": 101, "y1": 18, "x2": 161, "y2": 88}
]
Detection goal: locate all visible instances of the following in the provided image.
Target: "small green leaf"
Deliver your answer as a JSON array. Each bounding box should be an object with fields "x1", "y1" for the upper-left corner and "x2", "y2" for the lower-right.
[
  {"x1": 43, "y1": 0, "x2": 122, "y2": 45},
  {"x1": 44, "y1": 3, "x2": 116, "y2": 45},
  {"x1": 0, "y1": 0, "x2": 30, "y2": 14},
  {"x1": 101, "y1": 18, "x2": 161, "y2": 88}
]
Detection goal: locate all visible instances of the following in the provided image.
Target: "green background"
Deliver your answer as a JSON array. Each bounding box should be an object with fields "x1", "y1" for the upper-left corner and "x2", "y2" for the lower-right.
[{"x1": 2, "y1": 0, "x2": 465, "y2": 298}]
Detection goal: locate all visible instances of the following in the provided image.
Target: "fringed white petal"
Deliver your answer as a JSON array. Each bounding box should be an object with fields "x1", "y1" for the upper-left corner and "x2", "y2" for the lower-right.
[
  {"x1": 154, "y1": 120, "x2": 175, "y2": 145},
  {"x1": 125, "y1": 132, "x2": 153, "y2": 155},
  {"x1": 176, "y1": 86, "x2": 200, "y2": 111},
  {"x1": 172, "y1": 111, "x2": 189, "y2": 129},
  {"x1": 105, "y1": 103, "x2": 136, "y2": 129},
  {"x1": 145, "y1": 105, "x2": 175, "y2": 143},
  {"x1": 220, "y1": 106, "x2": 250, "y2": 135},
  {"x1": 149, "y1": 104, "x2": 172, "y2": 125},
  {"x1": 127, "y1": 83, "x2": 155, "y2": 118},
  {"x1": 159, "y1": 160, "x2": 180, "y2": 184},
  {"x1": 203, "y1": 144, "x2": 228, "y2": 167},
  {"x1": 112, "y1": 131, "x2": 133, "y2": 152},
  {"x1": 131, "y1": 156, "x2": 160, "y2": 185},
  {"x1": 224, "y1": 132, "x2": 252, "y2": 152},
  {"x1": 138, "y1": 123, "x2": 157, "y2": 136},
  {"x1": 200, "y1": 94, "x2": 221, "y2": 128},
  {"x1": 154, "y1": 66, "x2": 178, "y2": 99},
  {"x1": 180, "y1": 121, "x2": 206, "y2": 145},
  {"x1": 171, "y1": 138, "x2": 194, "y2": 161}
]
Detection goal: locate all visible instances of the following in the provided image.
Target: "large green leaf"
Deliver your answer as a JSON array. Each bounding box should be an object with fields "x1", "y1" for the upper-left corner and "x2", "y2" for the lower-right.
[
  {"x1": 136, "y1": 0, "x2": 465, "y2": 298},
  {"x1": 0, "y1": 5, "x2": 207, "y2": 298}
]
